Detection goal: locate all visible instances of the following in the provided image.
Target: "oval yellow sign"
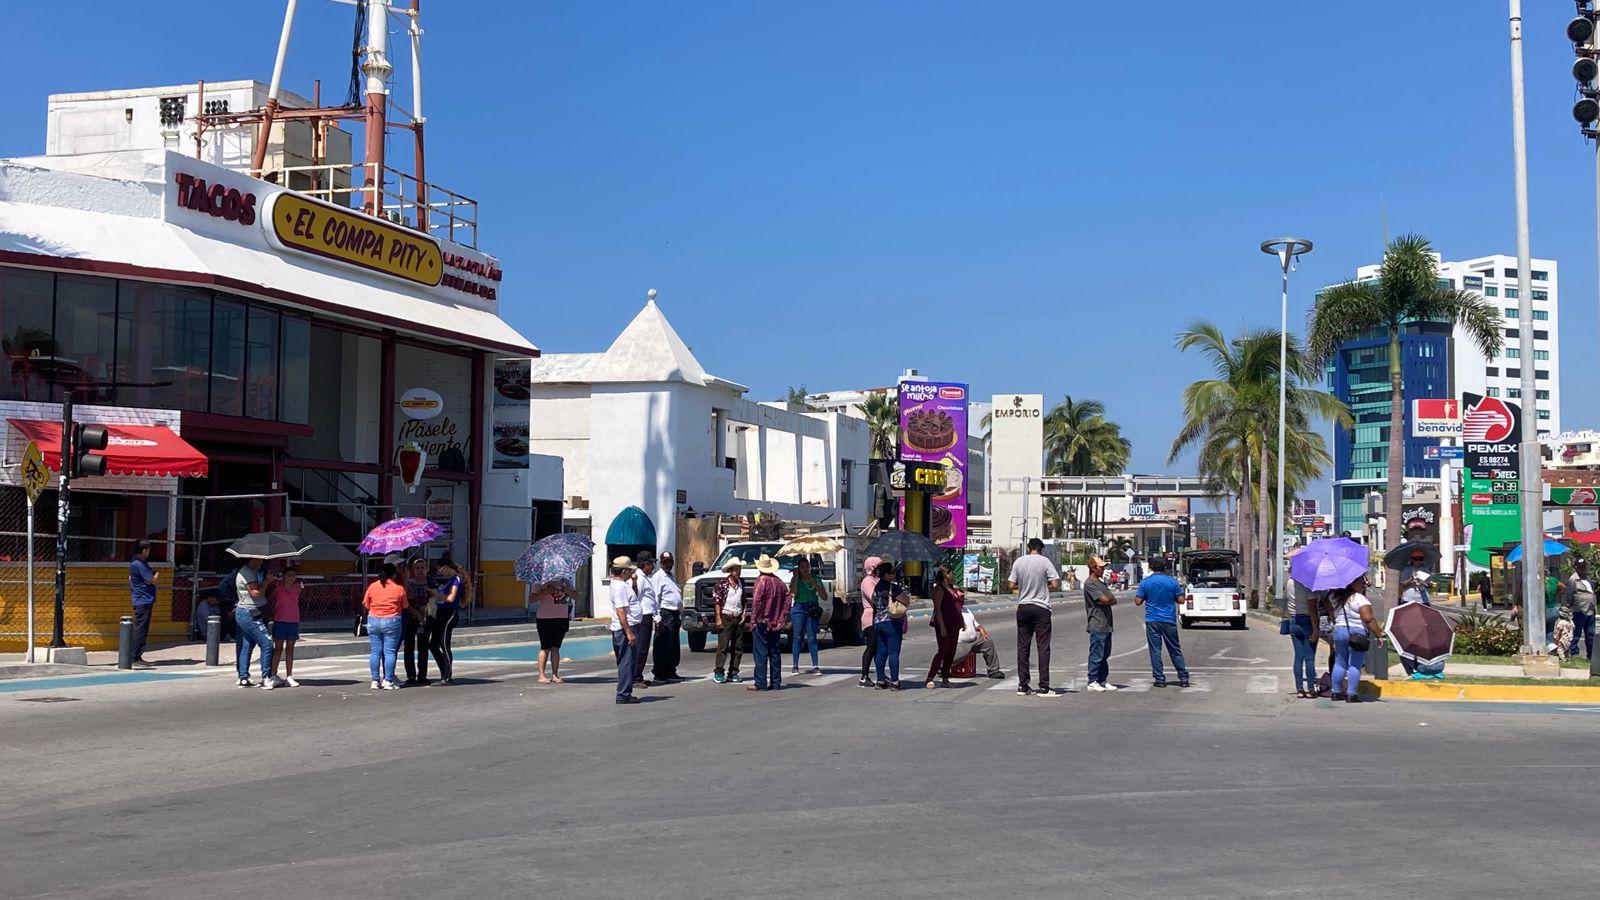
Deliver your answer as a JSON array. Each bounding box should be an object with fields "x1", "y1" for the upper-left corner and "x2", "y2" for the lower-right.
[{"x1": 265, "y1": 193, "x2": 443, "y2": 287}]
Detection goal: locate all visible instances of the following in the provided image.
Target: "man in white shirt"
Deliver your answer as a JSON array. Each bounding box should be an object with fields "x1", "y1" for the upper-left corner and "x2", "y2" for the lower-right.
[
  {"x1": 609, "y1": 556, "x2": 643, "y2": 705},
  {"x1": 955, "y1": 608, "x2": 1005, "y2": 679},
  {"x1": 632, "y1": 551, "x2": 659, "y2": 687},
  {"x1": 651, "y1": 551, "x2": 684, "y2": 683},
  {"x1": 712, "y1": 558, "x2": 747, "y2": 684},
  {"x1": 1008, "y1": 538, "x2": 1061, "y2": 697},
  {"x1": 1399, "y1": 548, "x2": 1432, "y2": 606}
]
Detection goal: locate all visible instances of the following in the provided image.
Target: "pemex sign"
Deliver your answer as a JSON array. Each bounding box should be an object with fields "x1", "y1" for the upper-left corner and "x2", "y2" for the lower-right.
[{"x1": 1460, "y1": 392, "x2": 1521, "y2": 566}]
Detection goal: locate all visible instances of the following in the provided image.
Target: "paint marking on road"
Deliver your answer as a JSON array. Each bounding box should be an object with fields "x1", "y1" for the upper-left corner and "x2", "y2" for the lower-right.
[
  {"x1": 1177, "y1": 677, "x2": 1212, "y2": 692},
  {"x1": 1106, "y1": 646, "x2": 1146, "y2": 661},
  {"x1": 1117, "y1": 678, "x2": 1153, "y2": 693},
  {"x1": 1247, "y1": 675, "x2": 1280, "y2": 694},
  {"x1": 804, "y1": 673, "x2": 855, "y2": 689},
  {"x1": 1209, "y1": 647, "x2": 1269, "y2": 665},
  {"x1": 988, "y1": 678, "x2": 1021, "y2": 692}
]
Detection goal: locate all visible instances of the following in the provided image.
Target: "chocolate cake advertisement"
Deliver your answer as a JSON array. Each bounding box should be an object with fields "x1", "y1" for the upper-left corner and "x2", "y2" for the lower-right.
[{"x1": 897, "y1": 379, "x2": 968, "y2": 547}]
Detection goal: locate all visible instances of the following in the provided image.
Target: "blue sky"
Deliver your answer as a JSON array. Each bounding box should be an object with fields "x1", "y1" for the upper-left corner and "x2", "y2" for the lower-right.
[{"x1": 5, "y1": 2, "x2": 1596, "y2": 505}]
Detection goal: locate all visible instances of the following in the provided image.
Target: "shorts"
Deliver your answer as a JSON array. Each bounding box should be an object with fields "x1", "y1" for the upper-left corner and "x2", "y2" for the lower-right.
[
  {"x1": 271, "y1": 621, "x2": 301, "y2": 641},
  {"x1": 536, "y1": 618, "x2": 570, "y2": 650}
]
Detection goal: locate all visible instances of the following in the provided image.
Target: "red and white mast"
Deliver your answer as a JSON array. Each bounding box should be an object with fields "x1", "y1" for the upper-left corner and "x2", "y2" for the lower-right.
[{"x1": 360, "y1": 0, "x2": 393, "y2": 218}]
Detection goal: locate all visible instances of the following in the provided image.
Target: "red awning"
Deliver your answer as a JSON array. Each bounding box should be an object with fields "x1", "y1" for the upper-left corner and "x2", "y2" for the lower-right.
[{"x1": 8, "y1": 419, "x2": 209, "y2": 478}]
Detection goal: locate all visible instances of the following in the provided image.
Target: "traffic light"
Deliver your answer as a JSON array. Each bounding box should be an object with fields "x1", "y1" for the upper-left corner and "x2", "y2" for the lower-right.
[
  {"x1": 1571, "y1": 3, "x2": 1600, "y2": 130},
  {"x1": 71, "y1": 424, "x2": 108, "y2": 478}
]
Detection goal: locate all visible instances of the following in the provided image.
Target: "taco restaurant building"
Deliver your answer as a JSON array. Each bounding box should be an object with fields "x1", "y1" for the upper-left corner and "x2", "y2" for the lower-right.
[{"x1": 0, "y1": 146, "x2": 551, "y2": 651}]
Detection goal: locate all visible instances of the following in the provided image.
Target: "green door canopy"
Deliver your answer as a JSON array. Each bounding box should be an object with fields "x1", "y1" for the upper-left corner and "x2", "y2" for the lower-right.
[{"x1": 605, "y1": 506, "x2": 657, "y2": 546}]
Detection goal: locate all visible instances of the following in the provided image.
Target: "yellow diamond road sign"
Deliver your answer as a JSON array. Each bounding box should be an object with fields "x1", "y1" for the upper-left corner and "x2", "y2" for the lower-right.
[{"x1": 20, "y1": 440, "x2": 49, "y2": 505}]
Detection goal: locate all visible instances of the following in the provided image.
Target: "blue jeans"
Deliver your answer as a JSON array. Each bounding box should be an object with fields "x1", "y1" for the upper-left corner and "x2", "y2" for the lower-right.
[
  {"x1": 613, "y1": 631, "x2": 637, "y2": 700},
  {"x1": 1332, "y1": 626, "x2": 1366, "y2": 696},
  {"x1": 873, "y1": 619, "x2": 902, "y2": 683},
  {"x1": 790, "y1": 607, "x2": 821, "y2": 669},
  {"x1": 1145, "y1": 621, "x2": 1188, "y2": 684},
  {"x1": 1087, "y1": 631, "x2": 1112, "y2": 685},
  {"x1": 1290, "y1": 614, "x2": 1317, "y2": 692},
  {"x1": 234, "y1": 608, "x2": 274, "y2": 680},
  {"x1": 367, "y1": 615, "x2": 401, "y2": 682},
  {"x1": 1571, "y1": 610, "x2": 1596, "y2": 659},
  {"x1": 752, "y1": 624, "x2": 783, "y2": 689}
]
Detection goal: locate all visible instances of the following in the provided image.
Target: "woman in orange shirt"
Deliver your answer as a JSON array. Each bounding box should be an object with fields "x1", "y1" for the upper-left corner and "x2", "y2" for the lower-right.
[{"x1": 364, "y1": 562, "x2": 408, "y2": 690}]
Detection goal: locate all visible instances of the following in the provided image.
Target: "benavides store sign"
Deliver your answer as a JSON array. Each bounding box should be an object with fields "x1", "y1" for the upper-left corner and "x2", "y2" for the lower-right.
[{"x1": 263, "y1": 191, "x2": 443, "y2": 287}]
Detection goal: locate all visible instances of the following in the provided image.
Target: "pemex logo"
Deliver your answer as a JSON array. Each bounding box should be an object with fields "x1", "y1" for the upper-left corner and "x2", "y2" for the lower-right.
[{"x1": 1461, "y1": 395, "x2": 1515, "y2": 442}]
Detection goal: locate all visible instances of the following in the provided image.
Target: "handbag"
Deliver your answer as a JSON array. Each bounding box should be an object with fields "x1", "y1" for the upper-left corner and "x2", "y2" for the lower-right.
[
  {"x1": 353, "y1": 613, "x2": 367, "y2": 637},
  {"x1": 1279, "y1": 617, "x2": 1292, "y2": 636},
  {"x1": 1342, "y1": 602, "x2": 1371, "y2": 652},
  {"x1": 887, "y1": 592, "x2": 909, "y2": 620}
]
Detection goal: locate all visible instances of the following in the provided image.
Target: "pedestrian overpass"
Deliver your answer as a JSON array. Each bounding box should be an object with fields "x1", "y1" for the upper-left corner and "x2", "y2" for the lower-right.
[{"x1": 993, "y1": 474, "x2": 1220, "y2": 499}]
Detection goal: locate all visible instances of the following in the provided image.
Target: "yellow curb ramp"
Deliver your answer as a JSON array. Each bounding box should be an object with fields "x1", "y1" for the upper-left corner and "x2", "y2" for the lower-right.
[{"x1": 1362, "y1": 679, "x2": 1600, "y2": 704}]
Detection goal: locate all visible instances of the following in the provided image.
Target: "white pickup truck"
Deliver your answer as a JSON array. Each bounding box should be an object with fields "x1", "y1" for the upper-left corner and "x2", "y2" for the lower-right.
[{"x1": 1178, "y1": 549, "x2": 1246, "y2": 629}]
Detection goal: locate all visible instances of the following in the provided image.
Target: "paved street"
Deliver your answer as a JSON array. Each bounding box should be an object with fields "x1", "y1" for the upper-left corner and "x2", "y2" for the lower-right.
[{"x1": 2, "y1": 593, "x2": 1597, "y2": 899}]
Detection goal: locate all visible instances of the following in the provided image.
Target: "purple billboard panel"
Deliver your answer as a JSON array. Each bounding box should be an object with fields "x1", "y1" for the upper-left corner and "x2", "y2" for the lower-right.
[{"x1": 897, "y1": 380, "x2": 969, "y2": 548}]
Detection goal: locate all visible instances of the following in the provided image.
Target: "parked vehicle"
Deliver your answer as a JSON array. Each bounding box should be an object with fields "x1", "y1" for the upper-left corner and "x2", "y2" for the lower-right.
[
  {"x1": 682, "y1": 541, "x2": 855, "y2": 651},
  {"x1": 1177, "y1": 549, "x2": 1245, "y2": 629}
]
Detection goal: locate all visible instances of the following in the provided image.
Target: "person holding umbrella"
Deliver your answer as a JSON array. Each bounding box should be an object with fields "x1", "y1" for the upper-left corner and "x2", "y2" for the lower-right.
[
  {"x1": 363, "y1": 561, "x2": 407, "y2": 690},
  {"x1": 1330, "y1": 574, "x2": 1385, "y2": 703},
  {"x1": 533, "y1": 578, "x2": 576, "y2": 684},
  {"x1": 233, "y1": 557, "x2": 275, "y2": 689},
  {"x1": 789, "y1": 555, "x2": 828, "y2": 676},
  {"x1": 869, "y1": 561, "x2": 910, "y2": 690}
]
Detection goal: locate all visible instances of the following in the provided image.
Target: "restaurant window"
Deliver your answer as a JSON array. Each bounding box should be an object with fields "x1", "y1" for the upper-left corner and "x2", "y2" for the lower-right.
[
  {"x1": 116, "y1": 281, "x2": 212, "y2": 411},
  {"x1": 279, "y1": 315, "x2": 310, "y2": 425},
  {"x1": 0, "y1": 267, "x2": 58, "y2": 401},
  {"x1": 245, "y1": 306, "x2": 279, "y2": 419},
  {"x1": 210, "y1": 297, "x2": 246, "y2": 416},
  {"x1": 50, "y1": 274, "x2": 118, "y2": 403}
]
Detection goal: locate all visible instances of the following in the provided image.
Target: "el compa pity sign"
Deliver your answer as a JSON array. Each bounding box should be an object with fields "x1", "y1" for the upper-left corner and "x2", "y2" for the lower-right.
[{"x1": 264, "y1": 192, "x2": 443, "y2": 287}]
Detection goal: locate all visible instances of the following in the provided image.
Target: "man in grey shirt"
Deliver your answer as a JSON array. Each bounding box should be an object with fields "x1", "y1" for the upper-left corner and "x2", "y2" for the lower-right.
[
  {"x1": 1565, "y1": 559, "x2": 1596, "y2": 659},
  {"x1": 1084, "y1": 555, "x2": 1117, "y2": 692},
  {"x1": 233, "y1": 559, "x2": 276, "y2": 689},
  {"x1": 1008, "y1": 538, "x2": 1060, "y2": 697}
]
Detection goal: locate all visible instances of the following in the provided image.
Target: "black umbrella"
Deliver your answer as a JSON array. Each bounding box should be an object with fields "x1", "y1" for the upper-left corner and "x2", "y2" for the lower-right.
[
  {"x1": 864, "y1": 530, "x2": 943, "y2": 564},
  {"x1": 226, "y1": 532, "x2": 312, "y2": 560},
  {"x1": 1383, "y1": 540, "x2": 1441, "y2": 571}
]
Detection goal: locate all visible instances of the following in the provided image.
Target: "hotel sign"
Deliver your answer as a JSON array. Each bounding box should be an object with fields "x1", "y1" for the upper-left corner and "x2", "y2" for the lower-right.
[{"x1": 264, "y1": 192, "x2": 443, "y2": 287}]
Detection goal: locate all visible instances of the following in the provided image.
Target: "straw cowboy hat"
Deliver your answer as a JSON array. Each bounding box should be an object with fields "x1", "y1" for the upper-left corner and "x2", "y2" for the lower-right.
[
  {"x1": 754, "y1": 554, "x2": 782, "y2": 575},
  {"x1": 611, "y1": 555, "x2": 635, "y2": 571},
  {"x1": 720, "y1": 557, "x2": 745, "y2": 572},
  {"x1": 1089, "y1": 555, "x2": 1108, "y2": 568}
]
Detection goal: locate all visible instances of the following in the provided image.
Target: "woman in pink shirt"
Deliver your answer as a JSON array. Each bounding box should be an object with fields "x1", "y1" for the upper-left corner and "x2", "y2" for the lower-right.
[
  {"x1": 269, "y1": 563, "x2": 303, "y2": 687},
  {"x1": 857, "y1": 556, "x2": 883, "y2": 687},
  {"x1": 533, "y1": 579, "x2": 576, "y2": 684}
]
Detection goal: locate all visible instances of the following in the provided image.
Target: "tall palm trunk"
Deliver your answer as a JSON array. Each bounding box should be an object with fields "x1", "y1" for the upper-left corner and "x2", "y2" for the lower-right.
[
  {"x1": 1384, "y1": 326, "x2": 1404, "y2": 606},
  {"x1": 1241, "y1": 455, "x2": 1256, "y2": 599},
  {"x1": 1257, "y1": 441, "x2": 1272, "y2": 603}
]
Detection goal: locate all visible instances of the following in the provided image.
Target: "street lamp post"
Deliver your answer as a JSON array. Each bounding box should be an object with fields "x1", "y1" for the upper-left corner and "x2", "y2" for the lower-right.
[{"x1": 1261, "y1": 237, "x2": 1313, "y2": 608}]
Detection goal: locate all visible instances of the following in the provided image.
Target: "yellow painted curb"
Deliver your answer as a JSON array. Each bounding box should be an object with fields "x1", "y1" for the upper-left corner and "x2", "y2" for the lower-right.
[{"x1": 1362, "y1": 679, "x2": 1600, "y2": 704}]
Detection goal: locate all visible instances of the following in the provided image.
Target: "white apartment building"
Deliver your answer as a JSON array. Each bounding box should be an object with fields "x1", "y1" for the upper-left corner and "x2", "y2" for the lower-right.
[{"x1": 1355, "y1": 253, "x2": 1561, "y2": 435}]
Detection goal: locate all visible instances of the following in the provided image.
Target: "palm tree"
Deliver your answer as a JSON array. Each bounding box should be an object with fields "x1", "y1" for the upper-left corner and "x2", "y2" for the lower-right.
[
  {"x1": 1043, "y1": 395, "x2": 1131, "y2": 539},
  {"x1": 784, "y1": 385, "x2": 821, "y2": 411},
  {"x1": 1170, "y1": 321, "x2": 1350, "y2": 598},
  {"x1": 1308, "y1": 234, "x2": 1502, "y2": 583},
  {"x1": 859, "y1": 392, "x2": 899, "y2": 460}
]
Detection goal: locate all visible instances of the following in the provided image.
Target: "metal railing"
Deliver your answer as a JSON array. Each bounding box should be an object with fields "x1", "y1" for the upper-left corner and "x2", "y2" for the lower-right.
[{"x1": 255, "y1": 162, "x2": 480, "y2": 248}]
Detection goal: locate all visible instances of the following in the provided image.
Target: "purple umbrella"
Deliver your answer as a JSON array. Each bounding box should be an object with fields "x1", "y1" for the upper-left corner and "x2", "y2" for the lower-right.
[
  {"x1": 358, "y1": 517, "x2": 445, "y2": 556},
  {"x1": 1289, "y1": 537, "x2": 1370, "y2": 592}
]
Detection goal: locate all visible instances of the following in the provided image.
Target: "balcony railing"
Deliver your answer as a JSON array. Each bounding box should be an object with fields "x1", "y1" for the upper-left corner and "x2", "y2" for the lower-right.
[{"x1": 246, "y1": 162, "x2": 480, "y2": 249}]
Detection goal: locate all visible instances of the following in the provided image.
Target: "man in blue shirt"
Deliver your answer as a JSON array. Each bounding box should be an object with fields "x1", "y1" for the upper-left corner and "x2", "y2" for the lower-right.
[
  {"x1": 128, "y1": 539, "x2": 159, "y2": 669},
  {"x1": 1135, "y1": 557, "x2": 1189, "y2": 688}
]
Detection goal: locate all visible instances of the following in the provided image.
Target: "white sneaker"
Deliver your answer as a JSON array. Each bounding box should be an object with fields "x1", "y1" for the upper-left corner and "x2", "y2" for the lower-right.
[
  {"x1": 1101, "y1": 682, "x2": 1119, "y2": 692},
  {"x1": 1087, "y1": 682, "x2": 1106, "y2": 692},
  {"x1": 382, "y1": 680, "x2": 400, "y2": 691},
  {"x1": 259, "y1": 679, "x2": 275, "y2": 691},
  {"x1": 370, "y1": 680, "x2": 381, "y2": 690},
  {"x1": 285, "y1": 677, "x2": 300, "y2": 688}
]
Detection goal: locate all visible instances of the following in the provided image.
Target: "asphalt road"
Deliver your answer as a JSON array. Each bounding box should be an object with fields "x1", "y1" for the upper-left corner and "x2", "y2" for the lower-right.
[{"x1": 2, "y1": 592, "x2": 1596, "y2": 899}]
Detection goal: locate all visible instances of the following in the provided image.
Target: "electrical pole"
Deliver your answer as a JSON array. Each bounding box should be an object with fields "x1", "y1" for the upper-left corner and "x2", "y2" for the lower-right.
[
  {"x1": 1509, "y1": 0, "x2": 1545, "y2": 654},
  {"x1": 50, "y1": 390, "x2": 74, "y2": 649}
]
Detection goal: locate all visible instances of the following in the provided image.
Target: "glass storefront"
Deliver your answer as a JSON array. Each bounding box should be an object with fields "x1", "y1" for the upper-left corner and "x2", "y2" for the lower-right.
[{"x1": 1, "y1": 266, "x2": 309, "y2": 424}]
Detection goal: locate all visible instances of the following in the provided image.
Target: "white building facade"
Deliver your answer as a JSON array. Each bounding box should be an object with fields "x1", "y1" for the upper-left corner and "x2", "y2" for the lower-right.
[{"x1": 530, "y1": 300, "x2": 870, "y2": 602}]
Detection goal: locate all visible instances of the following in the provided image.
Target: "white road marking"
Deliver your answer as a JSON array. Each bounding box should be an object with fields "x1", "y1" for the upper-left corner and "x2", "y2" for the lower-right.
[
  {"x1": 1209, "y1": 647, "x2": 1269, "y2": 664},
  {"x1": 1179, "y1": 677, "x2": 1212, "y2": 693},
  {"x1": 1117, "y1": 678, "x2": 1153, "y2": 692},
  {"x1": 989, "y1": 678, "x2": 1021, "y2": 692},
  {"x1": 1247, "y1": 675, "x2": 1280, "y2": 694}
]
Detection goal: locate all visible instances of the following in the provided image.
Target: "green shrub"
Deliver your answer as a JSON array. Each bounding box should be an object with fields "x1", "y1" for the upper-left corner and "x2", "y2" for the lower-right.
[{"x1": 1452, "y1": 611, "x2": 1521, "y2": 656}]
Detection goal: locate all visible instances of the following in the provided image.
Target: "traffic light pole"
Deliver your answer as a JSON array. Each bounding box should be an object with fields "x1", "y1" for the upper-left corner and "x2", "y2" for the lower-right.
[{"x1": 50, "y1": 390, "x2": 74, "y2": 649}]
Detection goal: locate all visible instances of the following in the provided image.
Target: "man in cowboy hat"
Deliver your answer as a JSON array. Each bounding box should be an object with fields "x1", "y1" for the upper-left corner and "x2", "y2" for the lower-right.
[
  {"x1": 609, "y1": 556, "x2": 644, "y2": 705},
  {"x1": 651, "y1": 551, "x2": 684, "y2": 682},
  {"x1": 632, "y1": 551, "x2": 658, "y2": 687},
  {"x1": 1083, "y1": 556, "x2": 1118, "y2": 692},
  {"x1": 711, "y1": 557, "x2": 748, "y2": 684},
  {"x1": 747, "y1": 554, "x2": 792, "y2": 692}
]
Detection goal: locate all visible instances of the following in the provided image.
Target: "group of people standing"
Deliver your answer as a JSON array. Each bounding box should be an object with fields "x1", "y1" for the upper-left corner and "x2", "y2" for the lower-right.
[
  {"x1": 1285, "y1": 574, "x2": 1383, "y2": 702},
  {"x1": 361, "y1": 554, "x2": 470, "y2": 690},
  {"x1": 1009, "y1": 538, "x2": 1190, "y2": 696},
  {"x1": 607, "y1": 550, "x2": 686, "y2": 704},
  {"x1": 217, "y1": 555, "x2": 305, "y2": 690}
]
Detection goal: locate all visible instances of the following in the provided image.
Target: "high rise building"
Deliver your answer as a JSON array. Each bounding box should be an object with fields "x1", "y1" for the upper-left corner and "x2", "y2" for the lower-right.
[{"x1": 1326, "y1": 254, "x2": 1560, "y2": 535}]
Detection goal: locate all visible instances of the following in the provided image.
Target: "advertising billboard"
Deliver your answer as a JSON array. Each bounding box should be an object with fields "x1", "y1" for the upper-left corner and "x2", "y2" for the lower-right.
[
  {"x1": 1460, "y1": 392, "x2": 1521, "y2": 566},
  {"x1": 898, "y1": 380, "x2": 968, "y2": 547}
]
